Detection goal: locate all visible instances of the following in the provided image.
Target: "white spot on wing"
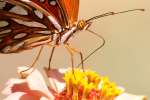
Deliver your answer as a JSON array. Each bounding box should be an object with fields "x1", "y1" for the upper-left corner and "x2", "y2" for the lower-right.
[
  {"x1": 9, "y1": 6, "x2": 28, "y2": 15},
  {"x1": 34, "y1": 10, "x2": 43, "y2": 19},
  {"x1": 39, "y1": 0, "x2": 45, "y2": 2},
  {"x1": 2, "y1": 42, "x2": 25, "y2": 53},
  {"x1": 50, "y1": 1, "x2": 56, "y2": 6},
  {"x1": 12, "y1": 42, "x2": 24, "y2": 51},
  {"x1": 0, "y1": 29, "x2": 11, "y2": 35},
  {"x1": 2, "y1": 46, "x2": 11, "y2": 53},
  {"x1": 12, "y1": 18, "x2": 47, "y2": 28},
  {"x1": 0, "y1": 21, "x2": 9, "y2": 27},
  {"x1": 36, "y1": 31, "x2": 51, "y2": 34},
  {"x1": 14, "y1": 33, "x2": 27, "y2": 39},
  {"x1": 0, "y1": 1, "x2": 6, "y2": 9},
  {"x1": 21, "y1": 0, "x2": 31, "y2": 2}
]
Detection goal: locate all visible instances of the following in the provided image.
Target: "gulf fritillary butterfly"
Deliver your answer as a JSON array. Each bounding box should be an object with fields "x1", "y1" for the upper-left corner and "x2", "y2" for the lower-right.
[{"x1": 0, "y1": 0, "x2": 144, "y2": 71}]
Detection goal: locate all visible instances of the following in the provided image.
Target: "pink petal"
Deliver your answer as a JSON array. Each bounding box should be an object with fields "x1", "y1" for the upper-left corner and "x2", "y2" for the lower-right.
[
  {"x1": 115, "y1": 93, "x2": 147, "y2": 100},
  {"x1": 45, "y1": 68, "x2": 66, "y2": 93},
  {"x1": 3, "y1": 92, "x2": 50, "y2": 100},
  {"x1": 3, "y1": 66, "x2": 54, "y2": 100},
  {"x1": 40, "y1": 97, "x2": 49, "y2": 100},
  {"x1": 2, "y1": 92, "x2": 42, "y2": 100},
  {"x1": 23, "y1": 67, "x2": 54, "y2": 99},
  {"x1": 3, "y1": 92, "x2": 26, "y2": 100},
  {"x1": 2, "y1": 78, "x2": 26, "y2": 95}
]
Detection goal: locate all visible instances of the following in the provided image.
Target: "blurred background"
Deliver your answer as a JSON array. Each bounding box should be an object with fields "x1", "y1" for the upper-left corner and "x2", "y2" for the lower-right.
[{"x1": 0, "y1": 0, "x2": 150, "y2": 99}]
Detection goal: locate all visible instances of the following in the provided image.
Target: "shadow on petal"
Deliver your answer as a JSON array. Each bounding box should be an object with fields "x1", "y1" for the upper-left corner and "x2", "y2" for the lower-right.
[
  {"x1": 11, "y1": 82, "x2": 30, "y2": 93},
  {"x1": 44, "y1": 68, "x2": 65, "y2": 82}
]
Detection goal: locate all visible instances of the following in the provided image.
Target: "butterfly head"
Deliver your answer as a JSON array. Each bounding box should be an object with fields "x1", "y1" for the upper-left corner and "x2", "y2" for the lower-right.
[{"x1": 77, "y1": 20, "x2": 91, "y2": 30}]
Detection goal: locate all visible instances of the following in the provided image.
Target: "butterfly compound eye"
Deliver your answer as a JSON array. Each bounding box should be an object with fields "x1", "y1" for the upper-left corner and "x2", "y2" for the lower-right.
[
  {"x1": 77, "y1": 20, "x2": 91, "y2": 30},
  {"x1": 77, "y1": 20, "x2": 87, "y2": 30}
]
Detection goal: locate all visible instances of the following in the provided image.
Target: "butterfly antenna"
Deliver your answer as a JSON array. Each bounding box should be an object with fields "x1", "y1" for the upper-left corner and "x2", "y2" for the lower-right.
[
  {"x1": 77, "y1": 29, "x2": 105, "y2": 67},
  {"x1": 86, "y1": 9, "x2": 145, "y2": 22}
]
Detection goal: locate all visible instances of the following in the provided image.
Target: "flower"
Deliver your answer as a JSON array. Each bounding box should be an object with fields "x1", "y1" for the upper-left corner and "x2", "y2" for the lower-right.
[
  {"x1": 2, "y1": 66, "x2": 66, "y2": 100},
  {"x1": 2, "y1": 66, "x2": 147, "y2": 100},
  {"x1": 55, "y1": 68, "x2": 123, "y2": 100}
]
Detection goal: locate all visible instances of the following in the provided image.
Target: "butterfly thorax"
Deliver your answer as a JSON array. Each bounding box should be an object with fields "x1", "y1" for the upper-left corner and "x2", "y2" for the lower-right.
[{"x1": 60, "y1": 20, "x2": 90, "y2": 44}]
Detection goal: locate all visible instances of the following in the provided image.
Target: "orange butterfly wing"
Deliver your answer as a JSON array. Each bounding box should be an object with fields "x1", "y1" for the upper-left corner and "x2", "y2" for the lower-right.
[
  {"x1": 57, "y1": 0, "x2": 79, "y2": 27},
  {"x1": 0, "y1": 0, "x2": 61, "y2": 53},
  {"x1": 0, "y1": 0, "x2": 80, "y2": 53}
]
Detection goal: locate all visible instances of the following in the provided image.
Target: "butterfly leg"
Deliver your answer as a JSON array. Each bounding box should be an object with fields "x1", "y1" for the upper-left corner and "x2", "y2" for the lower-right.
[
  {"x1": 20, "y1": 46, "x2": 44, "y2": 78},
  {"x1": 48, "y1": 46, "x2": 56, "y2": 70},
  {"x1": 65, "y1": 43, "x2": 84, "y2": 72},
  {"x1": 46, "y1": 46, "x2": 58, "y2": 92}
]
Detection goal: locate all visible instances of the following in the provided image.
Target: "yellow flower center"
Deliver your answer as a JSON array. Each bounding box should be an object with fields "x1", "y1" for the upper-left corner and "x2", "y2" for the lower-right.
[{"x1": 56, "y1": 68, "x2": 123, "y2": 100}]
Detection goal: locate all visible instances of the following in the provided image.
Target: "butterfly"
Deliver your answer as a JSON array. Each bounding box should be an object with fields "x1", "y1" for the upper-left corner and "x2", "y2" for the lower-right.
[{"x1": 0, "y1": 0, "x2": 144, "y2": 71}]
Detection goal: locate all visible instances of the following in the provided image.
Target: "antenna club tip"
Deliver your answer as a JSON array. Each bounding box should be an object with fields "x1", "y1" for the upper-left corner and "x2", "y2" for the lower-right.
[{"x1": 139, "y1": 9, "x2": 145, "y2": 11}]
